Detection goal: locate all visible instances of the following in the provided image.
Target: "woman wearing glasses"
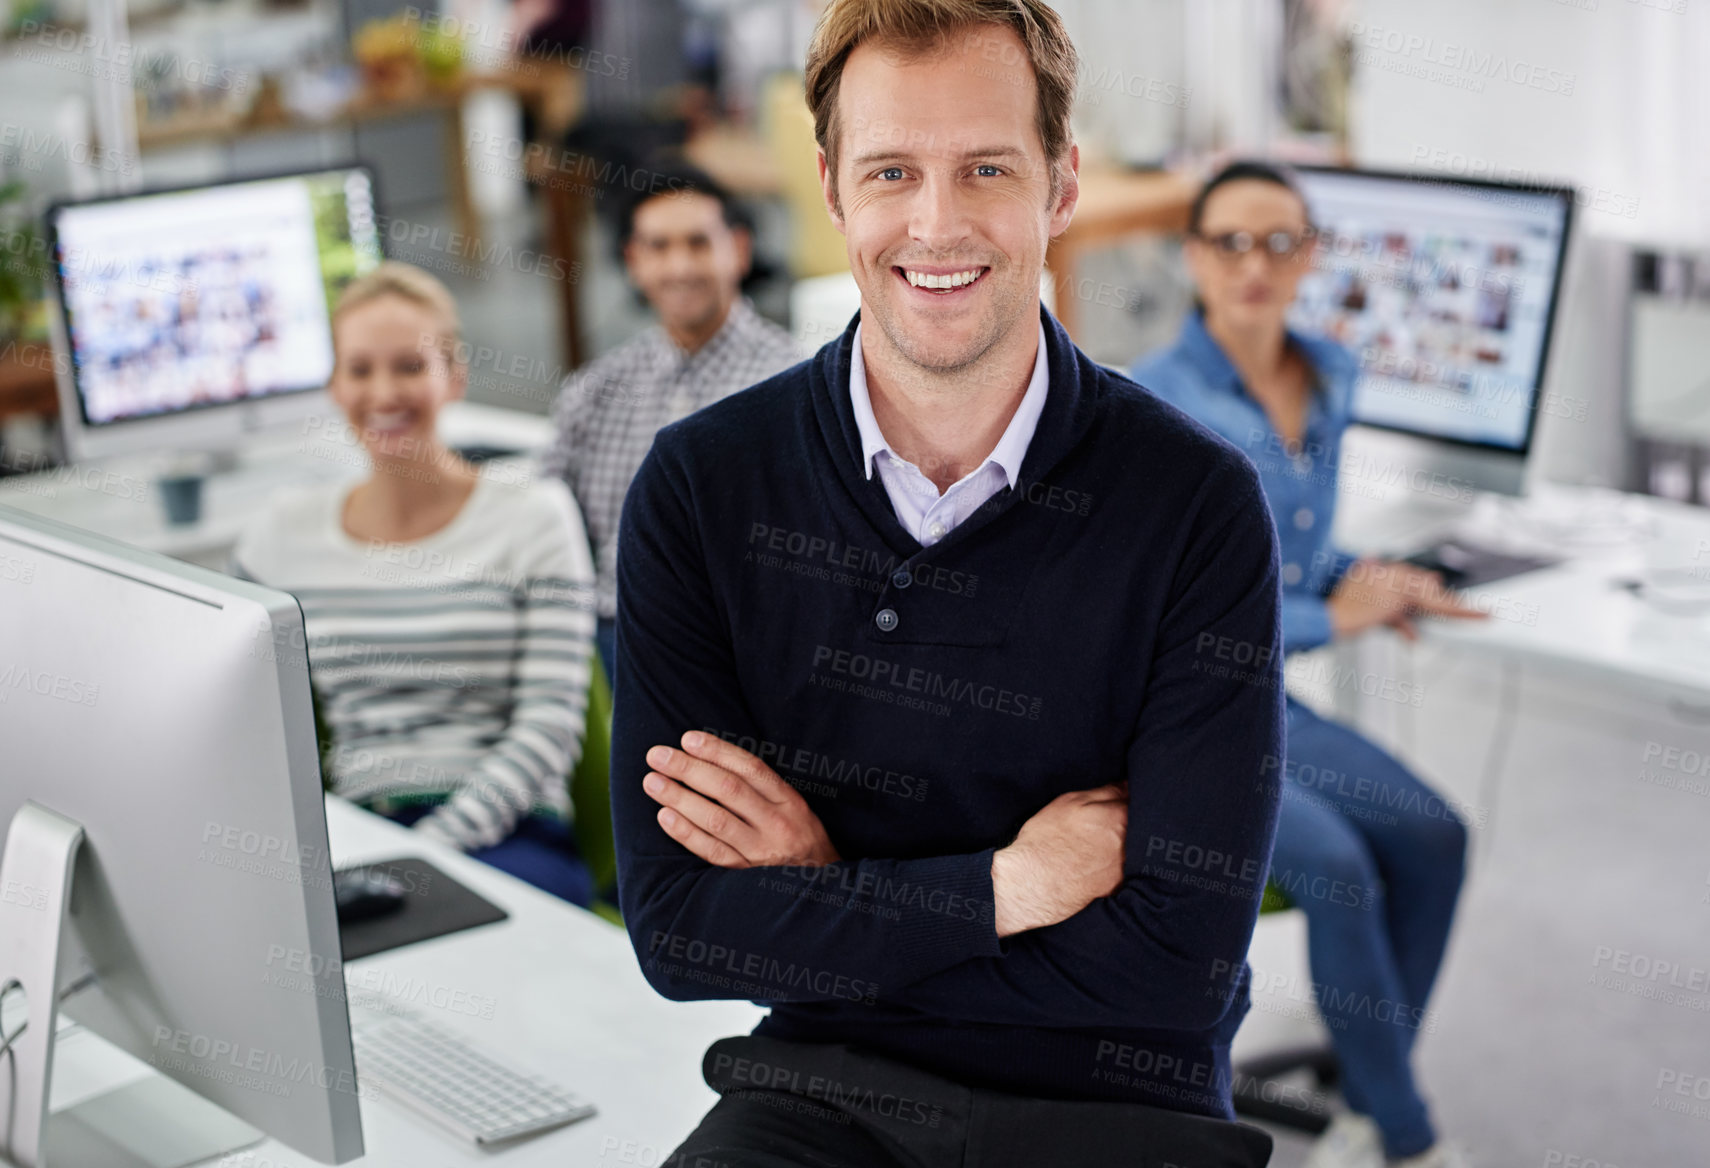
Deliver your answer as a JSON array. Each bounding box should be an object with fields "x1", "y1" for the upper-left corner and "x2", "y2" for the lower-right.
[{"x1": 1132, "y1": 161, "x2": 1481, "y2": 1168}]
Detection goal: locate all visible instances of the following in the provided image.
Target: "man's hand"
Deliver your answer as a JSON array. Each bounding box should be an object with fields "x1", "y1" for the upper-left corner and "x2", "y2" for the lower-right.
[
  {"x1": 1327, "y1": 558, "x2": 1487, "y2": 641},
  {"x1": 991, "y1": 783, "x2": 1127, "y2": 938},
  {"x1": 642, "y1": 731, "x2": 840, "y2": 869}
]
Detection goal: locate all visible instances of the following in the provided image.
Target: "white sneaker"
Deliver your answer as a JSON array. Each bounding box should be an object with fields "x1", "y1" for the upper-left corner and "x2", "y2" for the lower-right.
[
  {"x1": 1304, "y1": 1112, "x2": 1384, "y2": 1168},
  {"x1": 1389, "y1": 1143, "x2": 1473, "y2": 1168}
]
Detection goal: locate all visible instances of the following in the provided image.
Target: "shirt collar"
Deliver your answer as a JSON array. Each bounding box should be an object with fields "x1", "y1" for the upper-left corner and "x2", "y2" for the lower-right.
[
  {"x1": 1176, "y1": 308, "x2": 1356, "y2": 421},
  {"x1": 1176, "y1": 309, "x2": 1245, "y2": 394},
  {"x1": 848, "y1": 319, "x2": 1050, "y2": 487},
  {"x1": 657, "y1": 296, "x2": 758, "y2": 366}
]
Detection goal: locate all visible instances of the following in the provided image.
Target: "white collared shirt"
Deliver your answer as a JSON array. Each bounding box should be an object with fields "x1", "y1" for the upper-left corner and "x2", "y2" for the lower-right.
[{"x1": 848, "y1": 321, "x2": 1049, "y2": 547}]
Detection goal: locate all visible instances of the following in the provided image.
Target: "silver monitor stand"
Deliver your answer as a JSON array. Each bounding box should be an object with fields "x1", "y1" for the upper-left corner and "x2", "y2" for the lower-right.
[{"x1": 0, "y1": 805, "x2": 264, "y2": 1168}]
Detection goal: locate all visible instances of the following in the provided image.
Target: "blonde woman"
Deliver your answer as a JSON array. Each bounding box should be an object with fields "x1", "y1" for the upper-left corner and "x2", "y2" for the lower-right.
[{"x1": 235, "y1": 262, "x2": 598, "y2": 904}]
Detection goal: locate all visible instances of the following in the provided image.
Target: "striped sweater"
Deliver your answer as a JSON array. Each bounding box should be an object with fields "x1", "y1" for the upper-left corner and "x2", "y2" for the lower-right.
[{"x1": 233, "y1": 472, "x2": 597, "y2": 850}]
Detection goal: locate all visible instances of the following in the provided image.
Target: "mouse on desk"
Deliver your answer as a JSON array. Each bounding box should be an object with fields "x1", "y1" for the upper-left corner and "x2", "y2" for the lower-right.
[{"x1": 334, "y1": 867, "x2": 409, "y2": 923}]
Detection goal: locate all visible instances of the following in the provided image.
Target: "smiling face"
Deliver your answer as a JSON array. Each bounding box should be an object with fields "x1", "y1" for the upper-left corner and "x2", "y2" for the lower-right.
[
  {"x1": 624, "y1": 190, "x2": 750, "y2": 345},
  {"x1": 819, "y1": 24, "x2": 1077, "y2": 376},
  {"x1": 1184, "y1": 178, "x2": 1315, "y2": 335},
  {"x1": 328, "y1": 294, "x2": 465, "y2": 463}
]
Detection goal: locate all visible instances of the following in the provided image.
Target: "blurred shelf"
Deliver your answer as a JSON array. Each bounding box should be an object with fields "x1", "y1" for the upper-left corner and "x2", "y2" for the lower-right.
[{"x1": 135, "y1": 72, "x2": 527, "y2": 151}]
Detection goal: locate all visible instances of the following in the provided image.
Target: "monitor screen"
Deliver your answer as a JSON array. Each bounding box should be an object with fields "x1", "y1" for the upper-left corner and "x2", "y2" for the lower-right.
[
  {"x1": 1287, "y1": 167, "x2": 1573, "y2": 453},
  {"x1": 48, "y1": 167, "x2": 382, "y2": 428}
]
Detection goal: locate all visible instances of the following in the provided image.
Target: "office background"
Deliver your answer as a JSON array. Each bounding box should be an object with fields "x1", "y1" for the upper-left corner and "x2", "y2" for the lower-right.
[{"x1": 2, "y1": 1, "x2": 1709, "y2": 1166}]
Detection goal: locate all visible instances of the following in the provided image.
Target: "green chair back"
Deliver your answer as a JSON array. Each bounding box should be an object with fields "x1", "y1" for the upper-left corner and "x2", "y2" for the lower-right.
[
  {"x1": 569, "y1": 649, "x2": 621, "y2": 923},
  {"x1": 1258, "y1": 881, "x2": 1293, "y2": 915},
  {"x1": 310, "y1": 645, "x2": 622, "y2": 921}
]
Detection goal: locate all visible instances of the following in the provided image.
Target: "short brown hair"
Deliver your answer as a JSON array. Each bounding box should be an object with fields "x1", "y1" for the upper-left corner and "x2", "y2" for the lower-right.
[
  {"x1": 804, "y1": 0, "x2": 1078, "y2": 206},
  {"x1": 331, "y1": 260, "x2": 462, "y2": 363}
]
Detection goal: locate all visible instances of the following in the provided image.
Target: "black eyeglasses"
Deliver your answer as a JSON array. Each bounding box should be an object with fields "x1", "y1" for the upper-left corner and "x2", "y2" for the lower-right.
[{"x1": 1194, "y1": 228, "x2": 1319, "y2": 262}]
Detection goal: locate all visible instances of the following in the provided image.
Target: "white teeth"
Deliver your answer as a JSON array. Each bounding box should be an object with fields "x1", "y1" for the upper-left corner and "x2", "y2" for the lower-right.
[{"x1": 904, "y1": 268, "x2": 982, "y2": 290}]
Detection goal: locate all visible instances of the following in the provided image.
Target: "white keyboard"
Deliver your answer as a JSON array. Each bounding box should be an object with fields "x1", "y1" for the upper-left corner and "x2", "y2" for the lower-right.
[{"x1": 349, "y1": 1004, "x2": 596, "y2": 1146}]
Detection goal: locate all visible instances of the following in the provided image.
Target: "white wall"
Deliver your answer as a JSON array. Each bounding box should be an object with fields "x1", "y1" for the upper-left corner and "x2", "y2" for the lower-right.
[
  {"x1": 1052, "y1": 0, "x2": 1191, "y2": 165},
  {"x1": 1343, "y1": 0, "x2": 1710, "y2": 489},
  {"x1": 1346, "y1": 0, "x2": 1710, "y2": 249}
]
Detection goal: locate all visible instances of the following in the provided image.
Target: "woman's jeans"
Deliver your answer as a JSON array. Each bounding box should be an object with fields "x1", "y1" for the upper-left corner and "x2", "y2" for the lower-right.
[{"x1": 1267, "y1": 699, "x2": 1468, "y2": 1159}]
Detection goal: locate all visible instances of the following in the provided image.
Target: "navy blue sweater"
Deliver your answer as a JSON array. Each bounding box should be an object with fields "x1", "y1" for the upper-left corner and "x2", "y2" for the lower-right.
[{"x1": 612, "y1": 307, "x2": 1285, "y2": 1119}]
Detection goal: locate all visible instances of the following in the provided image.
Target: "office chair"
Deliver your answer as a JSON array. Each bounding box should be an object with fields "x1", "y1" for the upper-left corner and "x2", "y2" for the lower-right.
[
  {"x1": 1229, "y1": 883, "x2": 1340, "y2": 1134},
  {"x1": 568, "y1": 648, "x2": 621, "y2": 924}
]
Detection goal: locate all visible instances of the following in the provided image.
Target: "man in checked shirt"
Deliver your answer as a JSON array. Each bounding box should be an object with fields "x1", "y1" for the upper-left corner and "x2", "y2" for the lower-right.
[{"x1": 540, "y1": 163, "x2": 801, "y2": 674}]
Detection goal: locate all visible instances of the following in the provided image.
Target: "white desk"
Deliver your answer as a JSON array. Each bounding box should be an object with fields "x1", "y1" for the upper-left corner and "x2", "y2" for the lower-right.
[
  {"x1": 1300, "y1": 479, "x2": 1710, "y2": 869},
  {"x1": 1238, "y1": 483, "x2": 1710, "y2": 1095},
  {"x1": 294, "y1": 799, "x2": 762, "y2": 1166},
  {"x1": 256, "y1": 799, "x2": 762, "y2": 1166},
  {"x1": 0, "y1": 402, "x2": 557, "y2": 569},
  {"x1": 1332, "y1": 481, "x2": 1710, "y2": 705},
  {"x1": 38, "y1": 799, "x2": 761, "y2": 1165}
]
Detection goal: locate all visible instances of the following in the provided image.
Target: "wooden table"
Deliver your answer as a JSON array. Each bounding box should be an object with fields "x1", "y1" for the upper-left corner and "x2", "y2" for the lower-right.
[
  {"x1": 1048, "y1": 168, "x2": 1197, "y2": 338},
  {"x1": 0, "y1": 341, "x2": 59, "y2": 427}
]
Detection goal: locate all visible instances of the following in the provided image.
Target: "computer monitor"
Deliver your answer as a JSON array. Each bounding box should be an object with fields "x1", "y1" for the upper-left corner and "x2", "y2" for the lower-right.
[
  {"x1": 45, "y1": 166, "x2": 382, "y2": 462},
  {"x1": 0, "y1": 503, "x2": 363, "y2": 1166},
  {"x1": 1287, "y1": 166, "x2": 1575, "y2": 496}
]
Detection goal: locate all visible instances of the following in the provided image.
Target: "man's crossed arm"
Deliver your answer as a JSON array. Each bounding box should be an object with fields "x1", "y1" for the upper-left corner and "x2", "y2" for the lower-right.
[{"x1": 641, "y1": 731, "x2": 1127, "y2": 939}]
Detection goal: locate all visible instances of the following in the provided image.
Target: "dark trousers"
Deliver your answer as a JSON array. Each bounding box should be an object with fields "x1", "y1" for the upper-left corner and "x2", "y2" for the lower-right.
[{"x1": 668, "y1": 1036, "x2": 1272, "y2": 1168}]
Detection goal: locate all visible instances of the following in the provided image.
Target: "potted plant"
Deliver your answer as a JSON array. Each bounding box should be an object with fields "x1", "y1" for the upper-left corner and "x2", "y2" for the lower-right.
[{"x1": 0, "y1": 179, "x2": 50, "y2": 344}]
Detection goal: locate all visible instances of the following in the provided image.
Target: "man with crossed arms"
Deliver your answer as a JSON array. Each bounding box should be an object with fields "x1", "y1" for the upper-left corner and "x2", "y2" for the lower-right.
[{"x1": 611, "y1": 2, "x2": 1285, "y2": 1164}]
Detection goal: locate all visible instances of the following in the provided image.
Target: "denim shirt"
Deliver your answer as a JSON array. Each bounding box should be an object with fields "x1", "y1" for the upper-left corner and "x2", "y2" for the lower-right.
[{"x1": 1132, "y1": 311, "x2": 1359, "y2": 654}]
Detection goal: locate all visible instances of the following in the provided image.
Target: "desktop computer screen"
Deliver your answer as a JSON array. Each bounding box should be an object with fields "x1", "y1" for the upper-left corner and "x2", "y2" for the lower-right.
[
  {"x1": 0, "y1": 503, "x2": 598, "y2": 1160},
  {"x1": 0, "y1": 503, "x2": 363, "y2": 1164},
  {"x1": 1288, "y1": 167, "x2": 1574, "y2": 454},
  {"x1": 47, "y1": 167, "x2": 381, "y2": 433}
]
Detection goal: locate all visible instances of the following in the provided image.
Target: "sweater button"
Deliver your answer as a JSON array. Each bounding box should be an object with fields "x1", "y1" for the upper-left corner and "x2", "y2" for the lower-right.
[
  {"x1": 875, "y1": 608, "x2": 899, "y2": 632},
  {"x1": 891, "y1": 568, "x2": 913, "y2": 589}
]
